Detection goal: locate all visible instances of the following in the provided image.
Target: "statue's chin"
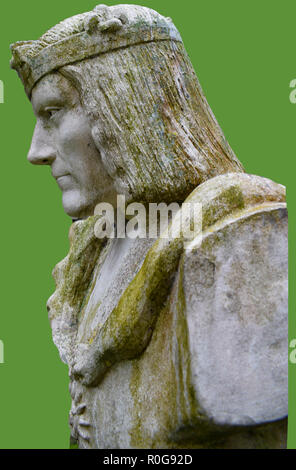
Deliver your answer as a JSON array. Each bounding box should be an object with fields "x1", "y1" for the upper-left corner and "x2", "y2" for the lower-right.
[{"x1": 62, "y1": 190, "x2": 94, "y2": 219}]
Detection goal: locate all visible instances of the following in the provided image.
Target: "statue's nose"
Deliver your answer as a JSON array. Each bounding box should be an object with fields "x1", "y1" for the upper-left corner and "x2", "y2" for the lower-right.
[{"x1": 27, "y1": 122, "x2": 56, "y2": 165}]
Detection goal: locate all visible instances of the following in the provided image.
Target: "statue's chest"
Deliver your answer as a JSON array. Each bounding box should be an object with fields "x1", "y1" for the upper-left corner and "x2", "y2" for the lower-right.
[{"x1": 76, "y1": 237, "x2": 154, "y2": 344}]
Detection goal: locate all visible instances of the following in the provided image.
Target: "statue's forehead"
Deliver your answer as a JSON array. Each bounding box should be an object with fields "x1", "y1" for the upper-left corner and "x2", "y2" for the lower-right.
[{"x1": 31, "y1": 73, "x2": 78, "y2": 109}]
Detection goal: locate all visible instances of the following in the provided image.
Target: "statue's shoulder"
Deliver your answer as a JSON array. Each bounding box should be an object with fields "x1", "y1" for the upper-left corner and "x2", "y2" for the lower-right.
[
  {"x1": 179, "y1": 172, "x2": 288, "y2": 427},
  {"x1": 184, "y1": 171, "x2": 286, "y2": 232}
]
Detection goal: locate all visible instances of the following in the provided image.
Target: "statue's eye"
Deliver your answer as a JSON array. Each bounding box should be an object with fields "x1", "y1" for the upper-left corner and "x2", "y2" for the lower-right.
[{"x1": 44, "y1": 107, "x2": 61, "y2": 119}]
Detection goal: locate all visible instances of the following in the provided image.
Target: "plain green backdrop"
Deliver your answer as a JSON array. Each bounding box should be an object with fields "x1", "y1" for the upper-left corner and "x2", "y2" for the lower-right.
[{"x1": 0, "y1": 0, "x2": 295, "y2": 448}]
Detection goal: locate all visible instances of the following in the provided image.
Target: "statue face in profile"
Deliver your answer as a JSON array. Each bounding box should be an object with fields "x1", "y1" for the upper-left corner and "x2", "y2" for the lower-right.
[{"x1": 28, "y1": 72, "x2": 116, "y2": 219}]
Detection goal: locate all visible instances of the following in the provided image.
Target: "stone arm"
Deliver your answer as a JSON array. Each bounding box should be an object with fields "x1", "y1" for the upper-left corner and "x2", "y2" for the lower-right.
[{"x1": 181, "y1": 188, "x2": 288, "y2": 427}]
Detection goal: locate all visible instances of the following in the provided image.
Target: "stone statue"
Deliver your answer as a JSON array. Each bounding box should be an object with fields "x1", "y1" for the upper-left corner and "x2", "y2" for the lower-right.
[{"x1": 10, "y1": 4, "x2": 288, "y2": 449}]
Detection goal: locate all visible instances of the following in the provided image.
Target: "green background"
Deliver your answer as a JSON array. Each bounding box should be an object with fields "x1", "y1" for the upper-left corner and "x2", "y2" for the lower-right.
[{"x1": 0, "y1": 0, "x2": 295, "y2": 448}]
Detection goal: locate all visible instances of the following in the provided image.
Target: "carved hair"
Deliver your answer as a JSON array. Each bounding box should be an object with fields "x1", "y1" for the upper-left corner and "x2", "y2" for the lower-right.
[{"x1": 60, "y1": 40, "x2": 244, "y2": 203}]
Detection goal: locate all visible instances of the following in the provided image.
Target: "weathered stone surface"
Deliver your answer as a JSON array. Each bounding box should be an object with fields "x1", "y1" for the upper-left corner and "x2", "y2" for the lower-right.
[
  {"x1": 47, "y1": 173, "x2": 288, "y2": 448},
  {"x1": 11, "y1": 4, "x2": 288, "y2": 449},
  {"x1": 184, "y1": 206, "x2": 287, "y2": 427}
]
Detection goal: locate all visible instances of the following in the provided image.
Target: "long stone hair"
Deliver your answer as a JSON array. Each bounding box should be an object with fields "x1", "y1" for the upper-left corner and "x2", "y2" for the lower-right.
[{"x1": 60, "y1": 39, "x2": 244, "y2": 203}]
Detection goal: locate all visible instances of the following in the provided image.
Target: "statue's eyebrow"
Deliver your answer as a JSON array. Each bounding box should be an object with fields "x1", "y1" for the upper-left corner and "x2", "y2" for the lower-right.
[{"x1": 32, "y1": 95, "x2": 66, "y2": 116}]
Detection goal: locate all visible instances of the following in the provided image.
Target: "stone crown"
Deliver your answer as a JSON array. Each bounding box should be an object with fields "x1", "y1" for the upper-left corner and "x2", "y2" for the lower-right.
[{"x1": 10, "y1": 4, "x2": 182, "y2": 98}]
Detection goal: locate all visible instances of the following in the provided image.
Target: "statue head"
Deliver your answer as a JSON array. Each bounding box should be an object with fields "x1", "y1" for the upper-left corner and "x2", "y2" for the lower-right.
[{"x1": 11, "y1": 4, "x2": 244, "y2": 219}]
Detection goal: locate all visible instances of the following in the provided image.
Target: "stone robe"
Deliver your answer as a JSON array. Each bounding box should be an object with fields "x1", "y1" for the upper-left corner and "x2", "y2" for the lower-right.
[{"x1": 47, "y1": 172, "x2": 288, "y2": 448}]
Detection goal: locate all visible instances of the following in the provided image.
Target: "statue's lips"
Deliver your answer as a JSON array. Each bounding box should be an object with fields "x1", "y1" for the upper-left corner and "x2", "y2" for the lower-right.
[{"x1": 54, "y1": 174, "x2": 72, "y2": 188}]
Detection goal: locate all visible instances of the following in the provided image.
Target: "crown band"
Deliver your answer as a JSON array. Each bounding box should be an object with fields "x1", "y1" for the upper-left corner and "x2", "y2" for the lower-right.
[{"x1": 10, "y1": 5, "x2": 182, "y2": 98}]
